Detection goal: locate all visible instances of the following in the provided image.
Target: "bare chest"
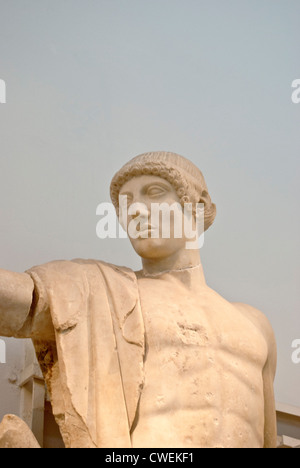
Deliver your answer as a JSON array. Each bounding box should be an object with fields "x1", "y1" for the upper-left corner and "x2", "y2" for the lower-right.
[
  {"x1": 138, "y1": 278, "x2": 268, "y2": 370},
  {"x1": 132, "y1": 277, "x2": 268, "y2": 447}
]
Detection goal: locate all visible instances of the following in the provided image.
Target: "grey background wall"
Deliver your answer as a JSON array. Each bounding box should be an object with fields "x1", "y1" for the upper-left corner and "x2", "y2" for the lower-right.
[{"x1": 0, "y1": 0, "x2": 299, "y2": 416}]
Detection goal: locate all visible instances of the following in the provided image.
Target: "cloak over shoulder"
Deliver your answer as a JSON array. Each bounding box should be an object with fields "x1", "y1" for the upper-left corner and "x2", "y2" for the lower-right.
[{"x1": 26, "y1": 259, "x2": 145, "y2": 448}]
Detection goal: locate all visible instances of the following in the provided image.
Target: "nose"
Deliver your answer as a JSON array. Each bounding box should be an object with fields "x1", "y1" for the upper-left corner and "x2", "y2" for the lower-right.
[{"x1": 128, "y1": 202, "x2": 149, "y2": 220}]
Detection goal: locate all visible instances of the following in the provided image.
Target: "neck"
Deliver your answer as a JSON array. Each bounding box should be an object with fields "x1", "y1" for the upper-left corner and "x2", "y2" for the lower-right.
[{"x1": 142, "y1": 248, "x2": 201, "y2": 276}]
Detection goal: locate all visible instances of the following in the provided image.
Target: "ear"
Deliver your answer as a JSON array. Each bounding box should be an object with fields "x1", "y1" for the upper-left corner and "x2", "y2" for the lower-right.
[
  {"x1": 199, "y1": 190, "x2": 217, "y2": 231},
  {"x1": 199, "y1": 190, "x2": 210, "y2": 208}
]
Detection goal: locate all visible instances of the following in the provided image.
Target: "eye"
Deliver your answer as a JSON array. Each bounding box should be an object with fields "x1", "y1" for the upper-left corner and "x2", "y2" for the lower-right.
[{"x1": 147, "y1": 185, "x2": 167, "y2": 197}]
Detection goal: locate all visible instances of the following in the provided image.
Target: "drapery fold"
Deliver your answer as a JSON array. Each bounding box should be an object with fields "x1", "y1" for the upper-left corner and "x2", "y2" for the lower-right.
[{"x1": 27, "y1": 259, "x2": 145, "y2": 448}]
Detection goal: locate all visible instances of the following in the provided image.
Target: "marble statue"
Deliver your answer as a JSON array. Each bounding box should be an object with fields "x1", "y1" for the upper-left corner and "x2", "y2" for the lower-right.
[{"x1": 0, "y1": 151, "x2": 277, "y2": 448}]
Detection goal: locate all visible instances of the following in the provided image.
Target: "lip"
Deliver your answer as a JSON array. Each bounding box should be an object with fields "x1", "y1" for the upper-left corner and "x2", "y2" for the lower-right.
[
  {"x1": 136, "y1": 226, "x2": 158, "y2": 238},
  {"x1": 138, "y1": 225, "x2": 156, "y2": 233}
]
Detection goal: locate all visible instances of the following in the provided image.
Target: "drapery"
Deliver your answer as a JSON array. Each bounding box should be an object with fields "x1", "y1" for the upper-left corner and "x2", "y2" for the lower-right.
[{"x1": 26, "y1": 259, "x2": 145, "y2": 448}]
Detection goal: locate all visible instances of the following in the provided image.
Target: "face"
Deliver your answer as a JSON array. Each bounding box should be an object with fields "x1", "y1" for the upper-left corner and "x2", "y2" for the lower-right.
[{"x1": 119, "y1": 175, "x2": 194, "y2": 260}]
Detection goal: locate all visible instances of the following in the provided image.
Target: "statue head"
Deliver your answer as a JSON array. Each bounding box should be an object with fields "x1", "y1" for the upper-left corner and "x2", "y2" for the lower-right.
[
  {"x1": 110, "y1": 151, "x2": 216, "y2": 262},
  {"x1": 111, "y1": 152, "x2": 216, "y2": 226}
]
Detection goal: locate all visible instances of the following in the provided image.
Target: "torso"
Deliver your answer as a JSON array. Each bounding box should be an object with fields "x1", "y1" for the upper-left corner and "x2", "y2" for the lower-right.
[{"x1": 131, "y1": 267, "x2": 268, "y2": 448}]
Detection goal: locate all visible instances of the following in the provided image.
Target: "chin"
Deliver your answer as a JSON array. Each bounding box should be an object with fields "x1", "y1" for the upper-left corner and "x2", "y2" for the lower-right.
[{"x1": 130, "y1": 237, "x2": 183, "y2": 260}]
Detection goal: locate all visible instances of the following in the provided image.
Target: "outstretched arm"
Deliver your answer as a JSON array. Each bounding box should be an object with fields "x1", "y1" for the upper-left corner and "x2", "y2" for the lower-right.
[{"x1": 0, "y1": 269, "x2": 34, "y2": 337}]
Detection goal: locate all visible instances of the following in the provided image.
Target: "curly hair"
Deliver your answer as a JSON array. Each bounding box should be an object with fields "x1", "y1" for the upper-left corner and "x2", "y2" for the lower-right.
[{"x1": 110, "y1": 151, "x2": 216, "y2": 232}]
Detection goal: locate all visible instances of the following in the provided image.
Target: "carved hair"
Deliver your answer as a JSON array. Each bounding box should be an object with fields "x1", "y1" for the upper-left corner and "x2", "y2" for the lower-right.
[{"x1": 110, "y1": 151, "x2": 216, "y2": 232}]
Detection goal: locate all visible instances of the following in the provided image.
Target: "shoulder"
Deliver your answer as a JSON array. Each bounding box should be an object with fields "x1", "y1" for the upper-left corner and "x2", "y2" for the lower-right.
[
  {"x1": 232, "y1": 302, "x2": 277, "y2": 372},
  {"x1": 72, "y1": 258, "x2": 134, "y2": 275},
  {"x1": 28, "y1": 258, "x2": 134, "y2": 277},
  {"x1": 232, "y1": 302, "x2": 275, "y2": 341}
]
